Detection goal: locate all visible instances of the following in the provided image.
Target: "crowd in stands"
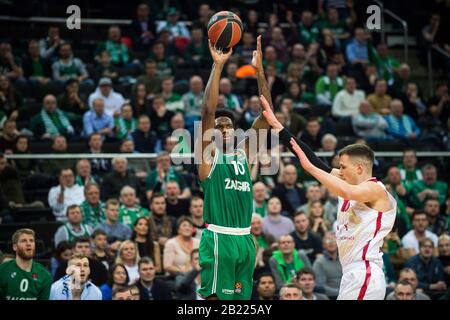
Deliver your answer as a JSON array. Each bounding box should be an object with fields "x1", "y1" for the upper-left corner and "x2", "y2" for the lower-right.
[{"x1": 0, "y1": 1, "x2": 449, "y2": 300}]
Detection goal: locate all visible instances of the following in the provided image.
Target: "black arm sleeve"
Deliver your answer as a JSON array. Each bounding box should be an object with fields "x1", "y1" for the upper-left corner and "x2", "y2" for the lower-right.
[{"x1": 279, "y1": 128, "x2": 333, "y2": 173}]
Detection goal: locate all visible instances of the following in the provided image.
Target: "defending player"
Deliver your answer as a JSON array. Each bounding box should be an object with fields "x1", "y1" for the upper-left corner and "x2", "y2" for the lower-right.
[
  {"x1": 196, "y1": 36, "x2": 272, "y2": 300},
  {"x1": 260, "y1": 95, "x2": 396, "y2": 300}
]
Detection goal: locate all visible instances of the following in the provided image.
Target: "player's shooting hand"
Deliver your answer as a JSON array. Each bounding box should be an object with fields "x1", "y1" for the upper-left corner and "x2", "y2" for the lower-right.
[
  {"x1": 209, "y1": 40, "x2": 233, "y2": 66},
  {"x1": 260, "y1": 95, "x2": 282, "y2": 130},
  {"x1": 290, "y1": 138, "x2": 313, "y2": 171},
  {"x1": 252, "y1": 35, "x2": 263, "y2": 70}
]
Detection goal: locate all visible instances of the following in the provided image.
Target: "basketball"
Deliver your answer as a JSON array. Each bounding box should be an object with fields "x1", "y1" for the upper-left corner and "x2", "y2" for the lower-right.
[{"x1": 207, "y1": 11, "x2": 243, "y2": 49}]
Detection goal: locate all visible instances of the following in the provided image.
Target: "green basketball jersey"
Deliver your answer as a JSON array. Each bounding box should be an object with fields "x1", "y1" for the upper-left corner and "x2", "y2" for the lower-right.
[
  {"x1": 201, "y1": 149, "x2": 253, "y2": 228},
  {"x1": 0, "y1": 259, "x2": 52, "y2": 300}
]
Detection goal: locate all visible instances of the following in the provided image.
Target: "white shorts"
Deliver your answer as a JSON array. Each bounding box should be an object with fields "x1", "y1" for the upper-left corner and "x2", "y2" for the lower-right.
[{"x1": 337, "y1": 261, "x2": 386, "y2": 300}]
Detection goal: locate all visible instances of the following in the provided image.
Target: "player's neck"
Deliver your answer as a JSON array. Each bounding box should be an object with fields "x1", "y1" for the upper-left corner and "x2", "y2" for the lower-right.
[{"x1": 16, "y1": 256, "x2": 33, "y2": 272}]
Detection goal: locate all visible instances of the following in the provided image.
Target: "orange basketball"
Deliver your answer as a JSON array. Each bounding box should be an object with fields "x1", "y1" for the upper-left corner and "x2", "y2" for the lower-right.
[{"x1": 207, "y1": 11, "x2": 243, "y2": 49}]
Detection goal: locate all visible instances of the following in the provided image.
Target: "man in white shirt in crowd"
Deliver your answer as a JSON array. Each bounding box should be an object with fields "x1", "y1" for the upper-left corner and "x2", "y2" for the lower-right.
[
  {"x1": 88, "y1": 77, "x2": 125, "y2": 117},
  {"x1": 332, "y1": 77, "x2": 365, "y2": 118},
  {"x1": 402, "y1": 211, "x2": 439, "y2": 257}
]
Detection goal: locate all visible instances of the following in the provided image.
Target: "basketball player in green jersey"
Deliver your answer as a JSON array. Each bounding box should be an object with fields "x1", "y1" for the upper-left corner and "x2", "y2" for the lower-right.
[
  {"x1": 0, "y1": 229, "x2": 52, "y2": 300},
  {"x1": 197, "y1": 36, "x2": 273, "y2": 300}
]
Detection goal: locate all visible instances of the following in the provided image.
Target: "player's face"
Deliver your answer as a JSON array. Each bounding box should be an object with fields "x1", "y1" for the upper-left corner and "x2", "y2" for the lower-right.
[
  {"x1": 280, "y1": 287, "x2": 302, "y2": 300},
  {"x1": 122, "y1": 191, "x2": 136, "y2": 207},
  {"x1": 299, "y1": 274, "x2": 315, "y2": 294},
  {"x1": 134, "y1": 218, "x2": 149, "y2": 236},
  {"x1": 139, "y1": 262, "x2": 156, "y2": 282},
  {"x1": 14, "y1": 233, "x2": 35, "y2": 260},
  {"x1": 113, "y1": 266, "x2": 128, "y2": 285},
  {"x1": 338, "y1": 155, "x2": 360, "y2": 184},
  {"x1": 72, "y1": 258, "x2": 90, "y2": 284},
  {"x1": 214, "y1": 117, "x2": 234, "y2": 147},
  {"x1": 394, "y1": 284, "x2": 415, "y2": 300},
  {"x1": 68, "y1": 207, "x2": 82, "y2": 225},
  {"x1": 258, "y1": 276, "x2": 276, "y2": 298}
]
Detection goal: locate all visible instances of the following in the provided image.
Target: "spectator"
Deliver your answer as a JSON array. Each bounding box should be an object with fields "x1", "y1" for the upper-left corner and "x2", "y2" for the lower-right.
[
  {"x1": 88, "y1": 77, "x2": 125, "y2": 117},
  {"x1": 368, "y1": 79, "x2": 392, "y2": 115},
  {"x1": 100, "y1": 263, "x2": 129, "y2": 300},
  {"x1": 149, "y1": 96, "x2": 175, "y2": 138},
  {"x1": 427, "y1": 84, "x2": 449, "y2": 125},
  {"x1": 297, "y1": 10, "x2": 320, "y2": 46},
  {"x1": 161, "y1": 76, "x2": 183, "y2": 113},
  {"x1": 130, "y1": 3, "x2": 156, "y2": 51},
  {"x1": 315, "y1": 64, "x2": 344, "y2": 109},
  {"x1": 148, "y1": 193, "x2": 175, "y2": 248},
  {"x1": 403, "y1": 83, "x2": 427, "y2": 120},
  {"x1": 165, "y1": 181, "x2": 190, "y2": 219},
  {"x1": 345, "y1": 28, "x2": 369, "y2": 75},
  {"x1": 80, "y1": 183, "x2": 105, "y2": 228},
  {"x1": 279, "y1": 97, "x2": 306, "y2": 136},
  {"x1": 135, "y1": 59, "x2": 161, "y2": 99},
  {"x1": 251, "y1": 213, "x2": 277, "y2": 275},
  {"x1": 0, "y1": 41, "x2": 23, "y2": 81},
  {"x1": 402, "y1": 211, "x2": 439, "y2": 257},
  {"x1": 189, "y1": 197, "x2": 206, "y2": 240},
  {"x1": 279, "y1": 283, "x2": 303, "y2": 300},
  {"x1": 271, "y1": 164, "x2": 306, "y2": 216},
  {"x1": 438, "y1": 235, "x2": 450, "y2": 286},
  {"x1": 0, "y1": 75, "x2": 24, "y2": 121},
  {"x1": 262, "y1": 197, "x2": 295, "y2": 241},
  {"x1": 238, "y1": 95, "x2": 262, "y2": 131},
  {"x1": 332, "y1": 77, "x2": 365, "y2": 118},
  {"x1": 82, "y1": 98, "x2": 114, "y2": 139},
  {"x1": 50, "y1": 241, "x2": 72, "y2": 277},
  {"x1": 425, "y1": 199, "x2": 448, "y2": 236},
  {"x1": 235, "y1": 31, "x2": 255, "y2": 65},
  {"x1": 30, "y1": 94, "x2": 74, "y2": 139},
  {"x1": 118, "y1": 186, "x2": 149, "y2": 229},
  {"x1": 410, "y1": 164, "x2": 448, "y2": 209},
  {"x1": 219, "y1": 78, "x2": 242, "y2": 114},
  {"x1": 297, "y1": 184, "x2": 322, "y2": 217},
  {"x1": 95, "y1": 50, "x2": 119, "y2": 83},
  {"x1": 266, "y1": 26, "x2": 288, "y2": 63},
  {"x1": 320, "y1": 7, "x2": 350, "y2": 43},
  {"x1": 372, "y1": 43, "x2": 400, "y2": 86},
  {"x1": 136, "y1": 257, "x2": 172, "y2": 300},
  {"x1": 115, "y1": 103, "x2": 137, "y2": 140},
  {"x1": 149, "y1": 41, "x2": 174, "y2": 78},
  {"x1": 54, "y1": 236, "x2": 107, "y2": 286},
  {"x1": 48, "y1": 168, "x2": 85, "y2": 222},
  {"x1": 52, "y1": 43, "x2": 91, "y2": 85},
  {"x1": 95, "y1": 26, "x2": 132, "y2": 68},
  {"x1": 0, "y1": 119, "x2": 18, "y2": 152},
  {"x1": 54, "y1": 204, "x2": 93, "y2": 247},
  {"x1": 182, "y1": 75, "x2": 204, "y2": 127},
  {"x1": 157, "y1": 7, "x2": 190, "y2": 41},
  {"x1": 50, "y1": 253, "x2": 102, "y2": 300},
  {"x1": 309, "y1": 200, "x2": 331, "y2": 238},
  {"x1": 386, "y1": 268, "x2": 431, "y2": 300},
  {"x1": 57, "y1": 79, "x2": 88, "y2": 127},
  {"x1": 263, "y1": 45, "x2": 284, "y2": 74},
  {"x1": 39, "y1": 25, "x2": 62, "y2": 60},
  {"x1": 131, "y1": 217, "x2": 161, "y2": 273},
  {"x1": 269, "y1": 234, "x2": 311, "y2": 290},
  {"x1": 119, "y1": 139, "x2": 149, "y2": 179},
  {"x1": 95, "y1": 199, "x2": 132, "y2": 248},
  {"x1": 391, "y1": 280, "x2": 416, "y2": 300},
  {"x1": 101, "y1": 157, "x2": 141, "y2": 200},
  {"x1": 184, "y1": 24, "x2": 209, "y2": 67},
  {"x1": 252, "y1": 273, "x2": 277, "y2": 301},
  {"x1": 299, "y1": 118, "x2": 325, "y2": 151},
  {"x1": 385, "y1": 99, "x2": 421, "y2": 143},
  {"x1": 398, "y1": 149, "x2": 423, "y2": 190},
  {"x1": 88, "y1": 133, "x2": 111, "y2": 177},
  {"x1": 175, "y1": 248, "x2": 202, "y2": 300},
  {"x1": 405, "y1": 238, "x2": 447, "y2": 298},
  {"x1": 112, "y1": 285, "x2": 140, "y2": 300},
  {"x1": 91, "y1": 229, "x2": 115, "y2": 270},
  {"x1": 290, "y1": 211, "x2": 323, "y2": 264},
  {"x1": 130, "y1": 115, "x2": 159, "y2": 153},
  {"x1": 163, "y1": 216, "x2": 200, "y2": 277},
  {"x1": 313, "y1": 232, "x2": 342, "y2": 299},
  {"x1": 115, "y1": 240, "x2": 140, "y2": 284},
  {"x1": 146, "y1": 151, "x2": 190, "y2": 201},
  {"x1": 352, "y1": 100, "x2": 388, "y2": 140},
  {"x1": 393, "y1": 63, "x2": 412, "y2": 98},
  {"x1": 253, "y1": 182, "x2": 268, "y2": 218},
  {"x1": 75, "y1": 160, "x2": 96, "y2": 187},
  {"x1": 295, "y1": 268, "x2": 329, "y2": 300},
  {"x1": 39, "y1": 135, "x2": 75, "y2": 176}
]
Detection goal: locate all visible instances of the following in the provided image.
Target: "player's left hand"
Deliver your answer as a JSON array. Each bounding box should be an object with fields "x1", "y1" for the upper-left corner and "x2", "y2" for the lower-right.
[
  {"x1": 290, "y1": 138, "x2": 313, "y2": 171},
  {"x1": 252, "y1": 35, "x2": 263, "y2": 70}
]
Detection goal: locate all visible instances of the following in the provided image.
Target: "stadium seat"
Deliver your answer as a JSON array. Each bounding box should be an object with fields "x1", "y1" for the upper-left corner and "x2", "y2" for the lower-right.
[
  {"x1": 30, "y1": 221, "x2": 63, "y2": 250},
  {"x1": 12, "y1": 207, "x2": 55, "y2": 223}
]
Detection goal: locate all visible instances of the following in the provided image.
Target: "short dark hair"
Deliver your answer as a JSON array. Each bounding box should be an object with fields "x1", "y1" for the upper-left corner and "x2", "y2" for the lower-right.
[
  {"x1": 411, "y1": 210, "x2": 426, "y2": 220},
  {"x1": 91, "y1": 229, "x2": 107, "y2": 239},
  {"x1": 176, "y1": 216, "x2": 194, "y2": 231},
  {"x1": 66, "y1": 204, "x2": 81, "y2": 216},
  {"x1": 138, "y1": 257, "x2": 154, "y2": 270},
  {"x1": 296, "y1": 267, "x2": 316, "y2": 280},
  {"x1": 106, "y1": 198, "x2": 120, "y2": 209},
  {"x1": 293, "y1": 211, "x2": 307, "y2": 219},
  {"x1": 419, "y1": 238, "x2": 434, "y2": 248},
  {"x1": 256, "y1": 273, "x2": 275, "y2": 285},
  {"x1": 215, "y1": 109, "x2": 235, "y2": 126},
  {"x1": 74, "y1": 236, "x2": 91, "y2": 245},
  {"x1": 338, "y1": 144, "x2": 375, "y2": 167},
  {"x1": 150, "y1": 192, "x2": 165, "y2": 204}
]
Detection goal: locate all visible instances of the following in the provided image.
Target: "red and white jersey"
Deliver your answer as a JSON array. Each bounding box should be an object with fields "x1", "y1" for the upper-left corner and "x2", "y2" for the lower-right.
[{"x1": 336, "y1": 178, "x2": 396, "y2": 269}]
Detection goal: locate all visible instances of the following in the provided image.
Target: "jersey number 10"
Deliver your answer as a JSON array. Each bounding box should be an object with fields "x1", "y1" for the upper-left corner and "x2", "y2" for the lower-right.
[{"x1": 231, "y1": 160, "x2": 245, "y2": 175}]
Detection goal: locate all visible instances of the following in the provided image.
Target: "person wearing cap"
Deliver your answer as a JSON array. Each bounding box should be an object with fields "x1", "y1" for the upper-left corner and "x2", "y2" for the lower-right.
[
  {"x1": 156, "y1": 7, "x2": 190, "y2": 41},
  {"x1": 88, "y1": 77, "x2": 125, "y2": 117}
]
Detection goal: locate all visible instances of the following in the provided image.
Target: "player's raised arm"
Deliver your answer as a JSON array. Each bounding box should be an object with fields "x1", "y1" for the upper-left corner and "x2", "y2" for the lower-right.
[
  {"x1": 289, "y1": 138, "x2": 385, "y2": 202},
  {"x1": 196, "y1": 41, "x2": 233, "y2": 181},
  {"x1": 259, "y1": 95, "x2": 338, "y2": 176}
]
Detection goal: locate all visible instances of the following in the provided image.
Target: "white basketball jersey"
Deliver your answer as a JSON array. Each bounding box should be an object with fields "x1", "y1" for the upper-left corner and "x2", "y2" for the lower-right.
[{"x1": 336, "y1": 178, "x2": 397, "y2": 269}]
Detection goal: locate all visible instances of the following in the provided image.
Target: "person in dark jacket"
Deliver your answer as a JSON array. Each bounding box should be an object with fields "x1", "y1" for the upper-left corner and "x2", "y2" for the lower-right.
[
  {"x1": 271, "y1": 164, "x2": 306, "y2": 216},
  {"x1": 175, "y1": 248, "x2": 201, "y2": 300},
  {"x1": 129, "y1": 3, "x2": 156, "y2": 51},
  {"x1": 135, "y1": 257, "x2": 173, "y2": 300},
  {"x1": 101, "y1": 157, "x2": 141, "y2": 200},
  {"x1": 130, "y1": 114, "x2": 159, "y2": 153}
]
